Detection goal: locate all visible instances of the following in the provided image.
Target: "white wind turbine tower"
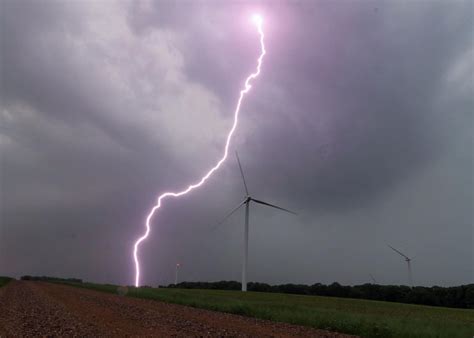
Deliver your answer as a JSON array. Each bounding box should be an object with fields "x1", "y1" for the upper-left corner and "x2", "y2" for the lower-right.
[
  {"x1": 387, "y1": 244, "x2": 414, "y2": 287},
  {"x1": 215, "y1": 152, "x2": 297, "y2": 292}
]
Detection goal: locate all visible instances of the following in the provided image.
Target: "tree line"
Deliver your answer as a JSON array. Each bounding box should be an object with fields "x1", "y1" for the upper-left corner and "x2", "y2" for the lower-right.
[
  {"x1": 21, "y1": 275, "x2": 83, "y2": 283},
  {"x1": 19, "y1": 275, "x2": 473, "y2": 309},
  {"x1": 166, "y1": 281, "x2": 474, "y2": 309}
]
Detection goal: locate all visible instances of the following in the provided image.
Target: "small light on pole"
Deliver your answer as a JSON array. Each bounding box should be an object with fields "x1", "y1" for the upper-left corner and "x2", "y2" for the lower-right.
[{"x1": 175, "y1": 263, "x2": 180, "y2": 285}]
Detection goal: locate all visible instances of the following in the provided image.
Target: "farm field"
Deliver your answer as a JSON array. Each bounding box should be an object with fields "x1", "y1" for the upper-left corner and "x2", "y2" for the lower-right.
[
  {"x1": 60, "y1": 280, "x2": 474, "y2": 338},
  {"x1": 0, "y1": 280, "x2": 352, "y2": 337}
]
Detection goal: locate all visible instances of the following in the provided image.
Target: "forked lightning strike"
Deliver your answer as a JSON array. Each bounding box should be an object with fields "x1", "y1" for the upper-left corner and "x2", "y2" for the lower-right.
[{"x1": 133, "y1": 14, "x2": 266, "y2": 287}]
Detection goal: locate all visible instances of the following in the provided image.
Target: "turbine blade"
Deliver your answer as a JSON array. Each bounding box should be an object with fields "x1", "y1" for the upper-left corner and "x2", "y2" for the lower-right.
[
  {"x1": 235, "y1": 151, "x2": 249, "y2": 196},
  {"x1": 251, "y1": 198, "x2": 297, "y2": 215},
  {"x1": 211, "y1": 199, "x2": 247, "y2": 232},
  {"x1": 387, "y1": 244, "x2": 410, "y2": 260}
]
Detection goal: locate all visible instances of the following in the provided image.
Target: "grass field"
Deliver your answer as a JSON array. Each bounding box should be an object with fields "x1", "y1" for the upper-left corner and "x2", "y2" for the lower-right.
[
  {"x1": 0, "y1": 277, "x2": 13, "y2": 287},
  {"x1": 56, "y1": 281, "x2": 474, "y2": 338}
]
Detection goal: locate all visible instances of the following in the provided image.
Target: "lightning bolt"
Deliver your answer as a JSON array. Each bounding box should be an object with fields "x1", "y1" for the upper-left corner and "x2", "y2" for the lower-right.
[{"x1": 133, "y1": 15, "x2": 266, "y2": 287}]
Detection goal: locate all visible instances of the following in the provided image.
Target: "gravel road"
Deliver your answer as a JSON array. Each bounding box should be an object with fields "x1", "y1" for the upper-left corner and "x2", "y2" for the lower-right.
[{"x1": 0, "y1": 281, "x2": 356, "y2": 337}]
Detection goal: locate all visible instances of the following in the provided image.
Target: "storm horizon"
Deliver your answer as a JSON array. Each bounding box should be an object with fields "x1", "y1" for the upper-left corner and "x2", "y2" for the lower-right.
[{"x1": 1, "y1": 0, "x2": 472, "y2": 287}]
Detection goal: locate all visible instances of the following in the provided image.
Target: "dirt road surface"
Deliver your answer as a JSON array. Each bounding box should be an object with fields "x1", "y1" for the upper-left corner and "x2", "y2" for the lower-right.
[{"x1": 0, "y1": 281, "x2": 356, "y2": 337}]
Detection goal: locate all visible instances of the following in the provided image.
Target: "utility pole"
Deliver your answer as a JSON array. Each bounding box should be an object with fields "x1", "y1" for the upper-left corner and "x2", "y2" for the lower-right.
[{"x1": 175, "y1": 263, "x2": 180, "y2": 285}]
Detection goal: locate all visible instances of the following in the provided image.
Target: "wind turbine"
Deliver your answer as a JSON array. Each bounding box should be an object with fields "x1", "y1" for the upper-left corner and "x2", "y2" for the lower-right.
[
  {"x1": 387, "y1": 244, "x2": 414, "y2": 287},
  {"x1": 215, "y1": 152, "x2": 296, "y2": 292}
]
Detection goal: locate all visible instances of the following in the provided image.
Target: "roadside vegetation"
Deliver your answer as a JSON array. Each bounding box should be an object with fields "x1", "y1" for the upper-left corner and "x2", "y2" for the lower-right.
[
  {"x1": 0, "y1": 276, "x2": 13, "y2": 287},
  {"x1": 22, "y1": 276, "x2": 474, "y2": 338}
]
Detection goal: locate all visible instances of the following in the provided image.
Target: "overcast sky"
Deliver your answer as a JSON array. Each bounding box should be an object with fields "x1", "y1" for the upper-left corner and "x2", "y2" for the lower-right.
[{"x1": 1, "y1": 0, "x2": 472, "y2": 287}]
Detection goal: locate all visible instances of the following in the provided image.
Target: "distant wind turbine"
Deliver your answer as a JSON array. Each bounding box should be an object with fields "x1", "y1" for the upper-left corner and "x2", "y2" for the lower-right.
[
  {"x1": 215, "y1": 152, "x2": 297, "y2": 292},
  {"x1": 387, "y1": 244, "x2": 414, "y2": 287}
]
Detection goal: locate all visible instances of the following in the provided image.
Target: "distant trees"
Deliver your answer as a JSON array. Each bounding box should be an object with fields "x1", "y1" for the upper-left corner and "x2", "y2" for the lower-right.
[
  {"x1": 170, "y1": 281, "x2": 241, "y2": 290},
  {"x1": 168, "y1": 281, "x2": 474, "y2": 309},
  {"x1": 20, "y1": 275, "x2": 474, "y2": 309},
  {"x1": 21, "y1": 276, "x2": 83, "y2": 283},
  {"x1": 0, "y1": 276, "x2": 13, "y2": 287}
]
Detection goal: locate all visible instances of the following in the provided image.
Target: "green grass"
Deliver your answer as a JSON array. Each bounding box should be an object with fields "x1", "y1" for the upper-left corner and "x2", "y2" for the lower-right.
[
  {"x1": 0, "y1": 276, "x2": 13, "y2": 287},
  {"x1": 56, "y1": 281, "x2": 474, "y2": 338}
]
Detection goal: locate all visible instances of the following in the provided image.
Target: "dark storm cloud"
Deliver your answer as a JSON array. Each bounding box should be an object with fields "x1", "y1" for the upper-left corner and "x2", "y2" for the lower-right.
[
  {"x1": 2, "y1": 1, "x2": 158, "y2": 151},
  {"x1": 126, "y1": 1, "x2": 472, "y2": 212},
  {"x1": 210, "y1": 1, "x2": 473, "y2": 212},
  {"x1": 1, "y1": 0, "x2": 472, "y2": 286}
]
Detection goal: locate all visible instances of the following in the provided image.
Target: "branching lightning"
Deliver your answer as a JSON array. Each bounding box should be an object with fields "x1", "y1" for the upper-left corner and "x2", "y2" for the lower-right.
[{"x1": 132, "y1": 15, "x2": 266, "y2": 287}]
